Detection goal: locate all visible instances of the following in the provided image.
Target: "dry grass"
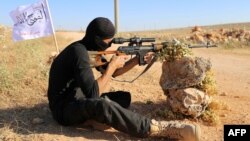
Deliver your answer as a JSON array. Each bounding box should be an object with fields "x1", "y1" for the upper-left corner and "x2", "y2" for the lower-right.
[
  {"x1": 200, "y1": 100, "x2": 229, "y2": 126},
  {"x1": 0, "y1": 28, "x2": 74, "y2": 141},
  {"x1": 0, "y1": 29, "x2": 73, "y2": 107},
  {"x1": 0, "y1": 22, "x2": 250, "y2": 140},
  {"x1": 1, "y1": 40, "x2": 47, "y2": 107},
  {"x1": 198, "y1": 70, "x2": 218, "y2": 96}
]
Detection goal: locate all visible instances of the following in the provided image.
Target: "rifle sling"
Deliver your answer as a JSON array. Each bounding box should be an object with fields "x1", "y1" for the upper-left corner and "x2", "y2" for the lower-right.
[{"x1": 111, "y1": 56, "x2": 157, "y2": 83}]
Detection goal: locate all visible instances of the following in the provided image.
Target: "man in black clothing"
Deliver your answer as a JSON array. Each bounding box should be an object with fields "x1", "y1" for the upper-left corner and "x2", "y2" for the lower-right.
[{"x1": 47, "y1": 17, "x2": 200, "y2": 140}]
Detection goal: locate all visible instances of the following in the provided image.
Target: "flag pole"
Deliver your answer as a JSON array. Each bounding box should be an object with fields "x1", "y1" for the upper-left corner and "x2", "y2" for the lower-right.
[
  {"x1": 52, "y1": 31, "x2": 59, "y2": 53},
  {"x1": 45, "y1": 0, "x2": 59, "y2": 53}
]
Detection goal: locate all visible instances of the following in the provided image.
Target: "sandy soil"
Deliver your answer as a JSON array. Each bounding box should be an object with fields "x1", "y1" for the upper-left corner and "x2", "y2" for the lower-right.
[
  {"x1": 191, "y1": 48, "x2": 250, "y2": 140},
  {"x1": 44, "y1": 45, "x2": 250, "y2": 141},
  {"x1": 1, "y1": 32, "x2": 250, "y2": 141},
  {"x1": 54, "y1": 33, "x2": 250, "y2": 140}
]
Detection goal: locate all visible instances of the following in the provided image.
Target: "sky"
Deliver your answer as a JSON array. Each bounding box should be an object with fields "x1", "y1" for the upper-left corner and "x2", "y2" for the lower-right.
[{"x1": 1, "y1": 0, "x2": 250, "y2": 32}]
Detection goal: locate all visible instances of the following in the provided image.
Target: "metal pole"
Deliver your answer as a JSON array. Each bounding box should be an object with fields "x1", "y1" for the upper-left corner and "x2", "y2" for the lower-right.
[{"x1": 114, "y1": 0, "x2": 119, "y2": 33}]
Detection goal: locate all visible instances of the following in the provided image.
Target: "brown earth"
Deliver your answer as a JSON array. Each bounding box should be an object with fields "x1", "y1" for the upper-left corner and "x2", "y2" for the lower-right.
[{"x1": 1, "y1": 31, "x2": 250, "y2": 141}]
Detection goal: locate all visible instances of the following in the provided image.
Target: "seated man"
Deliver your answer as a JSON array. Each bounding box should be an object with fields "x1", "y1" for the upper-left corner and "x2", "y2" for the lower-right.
[{"x1": 47, "y1": 17, "x2": 201, "y2": 141}]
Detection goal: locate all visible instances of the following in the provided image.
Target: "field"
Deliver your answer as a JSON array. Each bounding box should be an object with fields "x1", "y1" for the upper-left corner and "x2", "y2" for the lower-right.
[{"x1": 0, "y1": 23, "x2": 250, "y2": 141}]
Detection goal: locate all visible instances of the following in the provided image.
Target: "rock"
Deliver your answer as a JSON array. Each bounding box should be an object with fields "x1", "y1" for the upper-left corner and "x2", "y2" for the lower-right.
[
  {"x1": 160, "y1": 56, "x2": 211, "y2": 89},
  {"x1": 220, "y1": 92, "x2": 227, "y2": 96},
  {"x1": 234, "y1": 96, "x2": 240, "y2": 98},
  {"x1": 32, "y1": 117, "x2": 44, "y2": 124},
  {"x1": 166, "y1": 88, "x2": 211, "y2": 118},
  {"x1": 192, "y1": 26, "x2": 202, "y2": 33},
  {"x1": 220, "y1": 114, "x2": 227, "y2": 117},
  {"x1": 47, "y1": 51, "x2": 59, "y2": 64},
  {"x1": 43, "y1": 107, "x2": 49, "y2": 112}
]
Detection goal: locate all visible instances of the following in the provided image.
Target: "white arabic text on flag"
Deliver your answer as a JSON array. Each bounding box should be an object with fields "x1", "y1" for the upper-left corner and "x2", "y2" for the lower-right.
[{"x1": 9, "y1": 0, "x2": 54, "y2": 41}]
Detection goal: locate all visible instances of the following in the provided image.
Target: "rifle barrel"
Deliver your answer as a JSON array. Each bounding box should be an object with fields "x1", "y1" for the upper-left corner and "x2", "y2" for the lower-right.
[
  {"x1": 188, "y1": 44, "x2": 217, "y2": 48},
  {"x1": 88, "y1": 51, "x2": 119, "y2": 55}
]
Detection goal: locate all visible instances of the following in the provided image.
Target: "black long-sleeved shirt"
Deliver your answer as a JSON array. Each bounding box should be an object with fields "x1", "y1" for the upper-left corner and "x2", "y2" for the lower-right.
[{"x1": 47, "y1": 41, "x2": 99, "y2": 110}]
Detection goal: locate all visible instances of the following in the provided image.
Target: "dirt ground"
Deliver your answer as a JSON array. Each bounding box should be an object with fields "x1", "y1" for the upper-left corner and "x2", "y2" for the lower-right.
[
  {"x1": 1, "y1": 32, "x2": 250, "y2": 141},
  {"x1": 191, "y1": 48, "x2": 250, "y2": 140},
  {"x1": 99, "y1": 47, "x2": 250, "y2": 141},
  {"x1": 57, "y1": 43, "x2": 250, "y2": 141},
  {"x1": 47, "y1": 34, "x2": 250, "y2": 141}
]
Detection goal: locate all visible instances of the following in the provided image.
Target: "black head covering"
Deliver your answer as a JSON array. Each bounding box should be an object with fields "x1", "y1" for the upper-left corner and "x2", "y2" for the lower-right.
[{"x1": 81, "y1": 17, "x2": 115, "y2": 51}]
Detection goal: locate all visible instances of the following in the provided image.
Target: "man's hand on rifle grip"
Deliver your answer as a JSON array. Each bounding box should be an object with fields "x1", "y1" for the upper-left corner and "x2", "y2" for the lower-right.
[
  {"x1": 109, "y1": 55, "x2": 128, "y2": 69},
  {"x1": 144, "y1": 52, "x2": 155, "y2": 64}
]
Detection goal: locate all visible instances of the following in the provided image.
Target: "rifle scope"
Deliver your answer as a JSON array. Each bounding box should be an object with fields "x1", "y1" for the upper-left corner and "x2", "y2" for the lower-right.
[{"x1": 112, "y1": 37, "x2": 155, "y2": 44}]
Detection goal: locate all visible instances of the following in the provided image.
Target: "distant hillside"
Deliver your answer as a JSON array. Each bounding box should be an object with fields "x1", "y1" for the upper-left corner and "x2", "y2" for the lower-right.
[
  {"x1": 115, "y1": 22, "x2": 250, "y2": 41},
  {"x1": 124, "y1": 22, "x2": 250, "y2": 33},
  {"x1": 199, "y1": 22, "x2": 250, "y2": 30}
]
